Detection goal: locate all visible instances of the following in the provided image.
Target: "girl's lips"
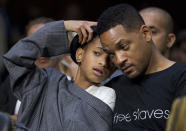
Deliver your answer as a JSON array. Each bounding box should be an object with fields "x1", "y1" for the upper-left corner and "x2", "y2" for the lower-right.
[{"x1": 93, "y1": 68, "x2": 104, "y2": 77}]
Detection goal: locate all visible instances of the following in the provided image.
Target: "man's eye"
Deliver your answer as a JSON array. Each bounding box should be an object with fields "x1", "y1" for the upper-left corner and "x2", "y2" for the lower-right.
[
  {"x1": 151, "y1": 30, "x2": 157, "y2": 35},
  {"x1": 109, "y1": 54, "x2": 115, "y2": 59},
  {"x1": 121, "y1": 44, "x2": 129, "y2": 50}
]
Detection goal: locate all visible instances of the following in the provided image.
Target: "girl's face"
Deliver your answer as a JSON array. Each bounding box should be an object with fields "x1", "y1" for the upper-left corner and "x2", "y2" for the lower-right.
[{"x1": 76, "y1": 37, "x2": 116, "y2": 85}]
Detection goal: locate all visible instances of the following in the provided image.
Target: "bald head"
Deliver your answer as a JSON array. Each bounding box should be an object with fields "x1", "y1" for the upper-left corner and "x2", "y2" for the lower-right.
[
  {"x1": 139, "y1": 7, "x2": 175, "y2": 57},
  {"x1": 140, "y1": 7, "x2": 173, "y2": 33}
]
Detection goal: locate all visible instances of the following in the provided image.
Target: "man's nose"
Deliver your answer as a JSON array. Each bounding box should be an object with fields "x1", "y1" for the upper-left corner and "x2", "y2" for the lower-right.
[{"x1": 115, "y1": 51, "x2": 127, "y2": 66}]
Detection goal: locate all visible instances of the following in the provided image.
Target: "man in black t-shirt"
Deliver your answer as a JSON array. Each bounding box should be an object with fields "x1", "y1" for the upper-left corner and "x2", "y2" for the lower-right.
[{"x1": 97, "y1": 4, "x2": 186, "y2": 131}]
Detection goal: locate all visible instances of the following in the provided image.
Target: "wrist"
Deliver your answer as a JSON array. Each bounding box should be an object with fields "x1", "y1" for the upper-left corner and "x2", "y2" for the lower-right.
[{"x1": 64, "y1": 20, "x2": 71, "y2": 32}]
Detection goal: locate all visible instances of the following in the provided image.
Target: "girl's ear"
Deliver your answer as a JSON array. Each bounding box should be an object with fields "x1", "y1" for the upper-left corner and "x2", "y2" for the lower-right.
[{"x1": 75, "y1": 48, "x2": 84, "y2": 64}]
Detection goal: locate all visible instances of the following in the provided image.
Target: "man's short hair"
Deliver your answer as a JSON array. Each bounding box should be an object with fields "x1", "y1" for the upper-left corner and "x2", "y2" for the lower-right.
[
  {"x1": 139, "y1": 7, "x2": 174, "y2": 33},
  {"x1": 26, "y1": 17, "x2": 54, "y2": 33},
  {"x1": 97, "y1": 4, "x2": 145, "y2": 35}
]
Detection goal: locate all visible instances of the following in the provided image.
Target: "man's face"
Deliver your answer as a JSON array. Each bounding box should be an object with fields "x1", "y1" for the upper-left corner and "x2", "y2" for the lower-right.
[
  {"x1": 27, "y1": 23, "x2": 60, "y2": 69},
  {"x1": 35, "y1": 57, "x2": 60, "y2": 69},
  {"x1": 140, "y1": 12, "x2": 168, "y2": 55},
  {"x1": 78, "y1": 37, "x2": 115, "y2": 84},
  {"x1": 27, "y1": 24, "x2": 45, "y2": 36},
  {"x1": 100, "y1": 25, "x2": 152, "y2": 78}
]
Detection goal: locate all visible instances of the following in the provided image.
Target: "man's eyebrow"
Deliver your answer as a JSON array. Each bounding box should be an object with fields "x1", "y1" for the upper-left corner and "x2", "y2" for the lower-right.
[
  {"x1": 100, "y1": 42, "x2": 107, "y2": 47},
  {"x1": 97, "y1": 47, "x2": 106, "y2": 51},
  {"x1": 115, "y1": 39, "x2": 130, "y2": 48},
  {"x1": 102, "y1": 48, "x2": 114, "y2": 54}
]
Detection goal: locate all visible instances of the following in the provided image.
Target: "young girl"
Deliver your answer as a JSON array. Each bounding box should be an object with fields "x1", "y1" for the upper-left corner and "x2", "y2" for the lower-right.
[{"x1": 3, "y1": 20, "x2": 116, "y2": 131}]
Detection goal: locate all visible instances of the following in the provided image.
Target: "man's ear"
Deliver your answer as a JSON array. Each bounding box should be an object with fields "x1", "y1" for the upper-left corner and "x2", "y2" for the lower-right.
[
  {"x1": 140, "y1": 25, "x2": 152, "y2": 42},
  {"x1": 167, "y1": 33, "x2": 176, "y2": 48},
  {"x1": 76, "y1": 48, "x2": 84, "y2": 64}
]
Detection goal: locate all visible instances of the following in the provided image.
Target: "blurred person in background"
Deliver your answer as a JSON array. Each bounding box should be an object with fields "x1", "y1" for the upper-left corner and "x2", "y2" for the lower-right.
[
  {"x1": 166, "y1": 95, "x2": 186, "y2": 131},
  {"x1": 140, "y1": 7, "x2": 176, "y2": 58},
  {"x1": 59, "y1": 31, "x2": 78, "y2": 80},
  {"x1": 26, "y1": 17, "x2": 59, "y2": 70},
  {"x1": 0, "y1": 4, "x2": 17, "y2": 120},
  {"x1": 170, "y1": 30, "x2": 186, "y2": 63},
  {"x1": 0, "y1": 11, "x2": 8, "y2": 71},
  {"x1": 26, "y1": 17, "x2": 78, "y2": 79}
]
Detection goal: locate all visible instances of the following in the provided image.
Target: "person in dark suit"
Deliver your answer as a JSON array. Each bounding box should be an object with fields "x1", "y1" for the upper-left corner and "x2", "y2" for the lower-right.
[{"x1": 3, "y1": 20, "x2": 116, "y2": 131}]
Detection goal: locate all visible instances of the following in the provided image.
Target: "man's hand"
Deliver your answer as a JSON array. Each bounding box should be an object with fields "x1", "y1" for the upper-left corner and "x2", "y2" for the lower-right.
[{"x1": 64, "y1": 20, "x2": 97, "y2": 44}]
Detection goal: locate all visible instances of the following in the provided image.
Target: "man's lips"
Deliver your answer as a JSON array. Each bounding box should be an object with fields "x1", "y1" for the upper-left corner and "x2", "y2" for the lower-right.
[
  {"x1": 121, "y1": 65, "x2": 133, "y2": 73},
  {"x1": 93, "y1": 68, "x2": 104, "y2": 77}
]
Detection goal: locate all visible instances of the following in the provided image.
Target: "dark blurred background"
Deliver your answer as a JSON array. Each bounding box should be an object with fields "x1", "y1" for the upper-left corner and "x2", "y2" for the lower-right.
[{"x1": 0, "y1": 0, "x2": 185, "y2": 46}]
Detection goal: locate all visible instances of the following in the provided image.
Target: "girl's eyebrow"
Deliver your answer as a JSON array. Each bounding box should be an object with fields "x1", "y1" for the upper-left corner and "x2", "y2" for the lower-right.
[{"x1": 96, "y1": 47, "x2": 104, "y2": 50}]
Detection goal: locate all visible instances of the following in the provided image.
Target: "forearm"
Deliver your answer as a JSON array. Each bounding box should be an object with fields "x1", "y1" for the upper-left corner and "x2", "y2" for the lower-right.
[
  {"x1": 3, "y1": 20, "x2": 69, "y2": 99},
  {"x1": 4, "y1": 20, "x2": 69, "y2": 68},
  {"x1": 3, "y1": 20, "x2": 97, "y2": 99}
]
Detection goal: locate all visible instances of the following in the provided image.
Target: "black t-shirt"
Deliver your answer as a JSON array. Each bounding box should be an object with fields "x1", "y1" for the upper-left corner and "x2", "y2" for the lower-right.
[{"x1": 106, "y1": 62, "x2": 186, "y2": 131}]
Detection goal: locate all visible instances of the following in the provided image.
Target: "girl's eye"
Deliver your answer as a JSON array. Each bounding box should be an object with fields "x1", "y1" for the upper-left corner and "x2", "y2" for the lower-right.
[
  {"x1": 94, "y1": 51, "x2": 101, "y2": 56},
  {"x1": 151, "y1": 30, "x2": 157, "y2": 35}
]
